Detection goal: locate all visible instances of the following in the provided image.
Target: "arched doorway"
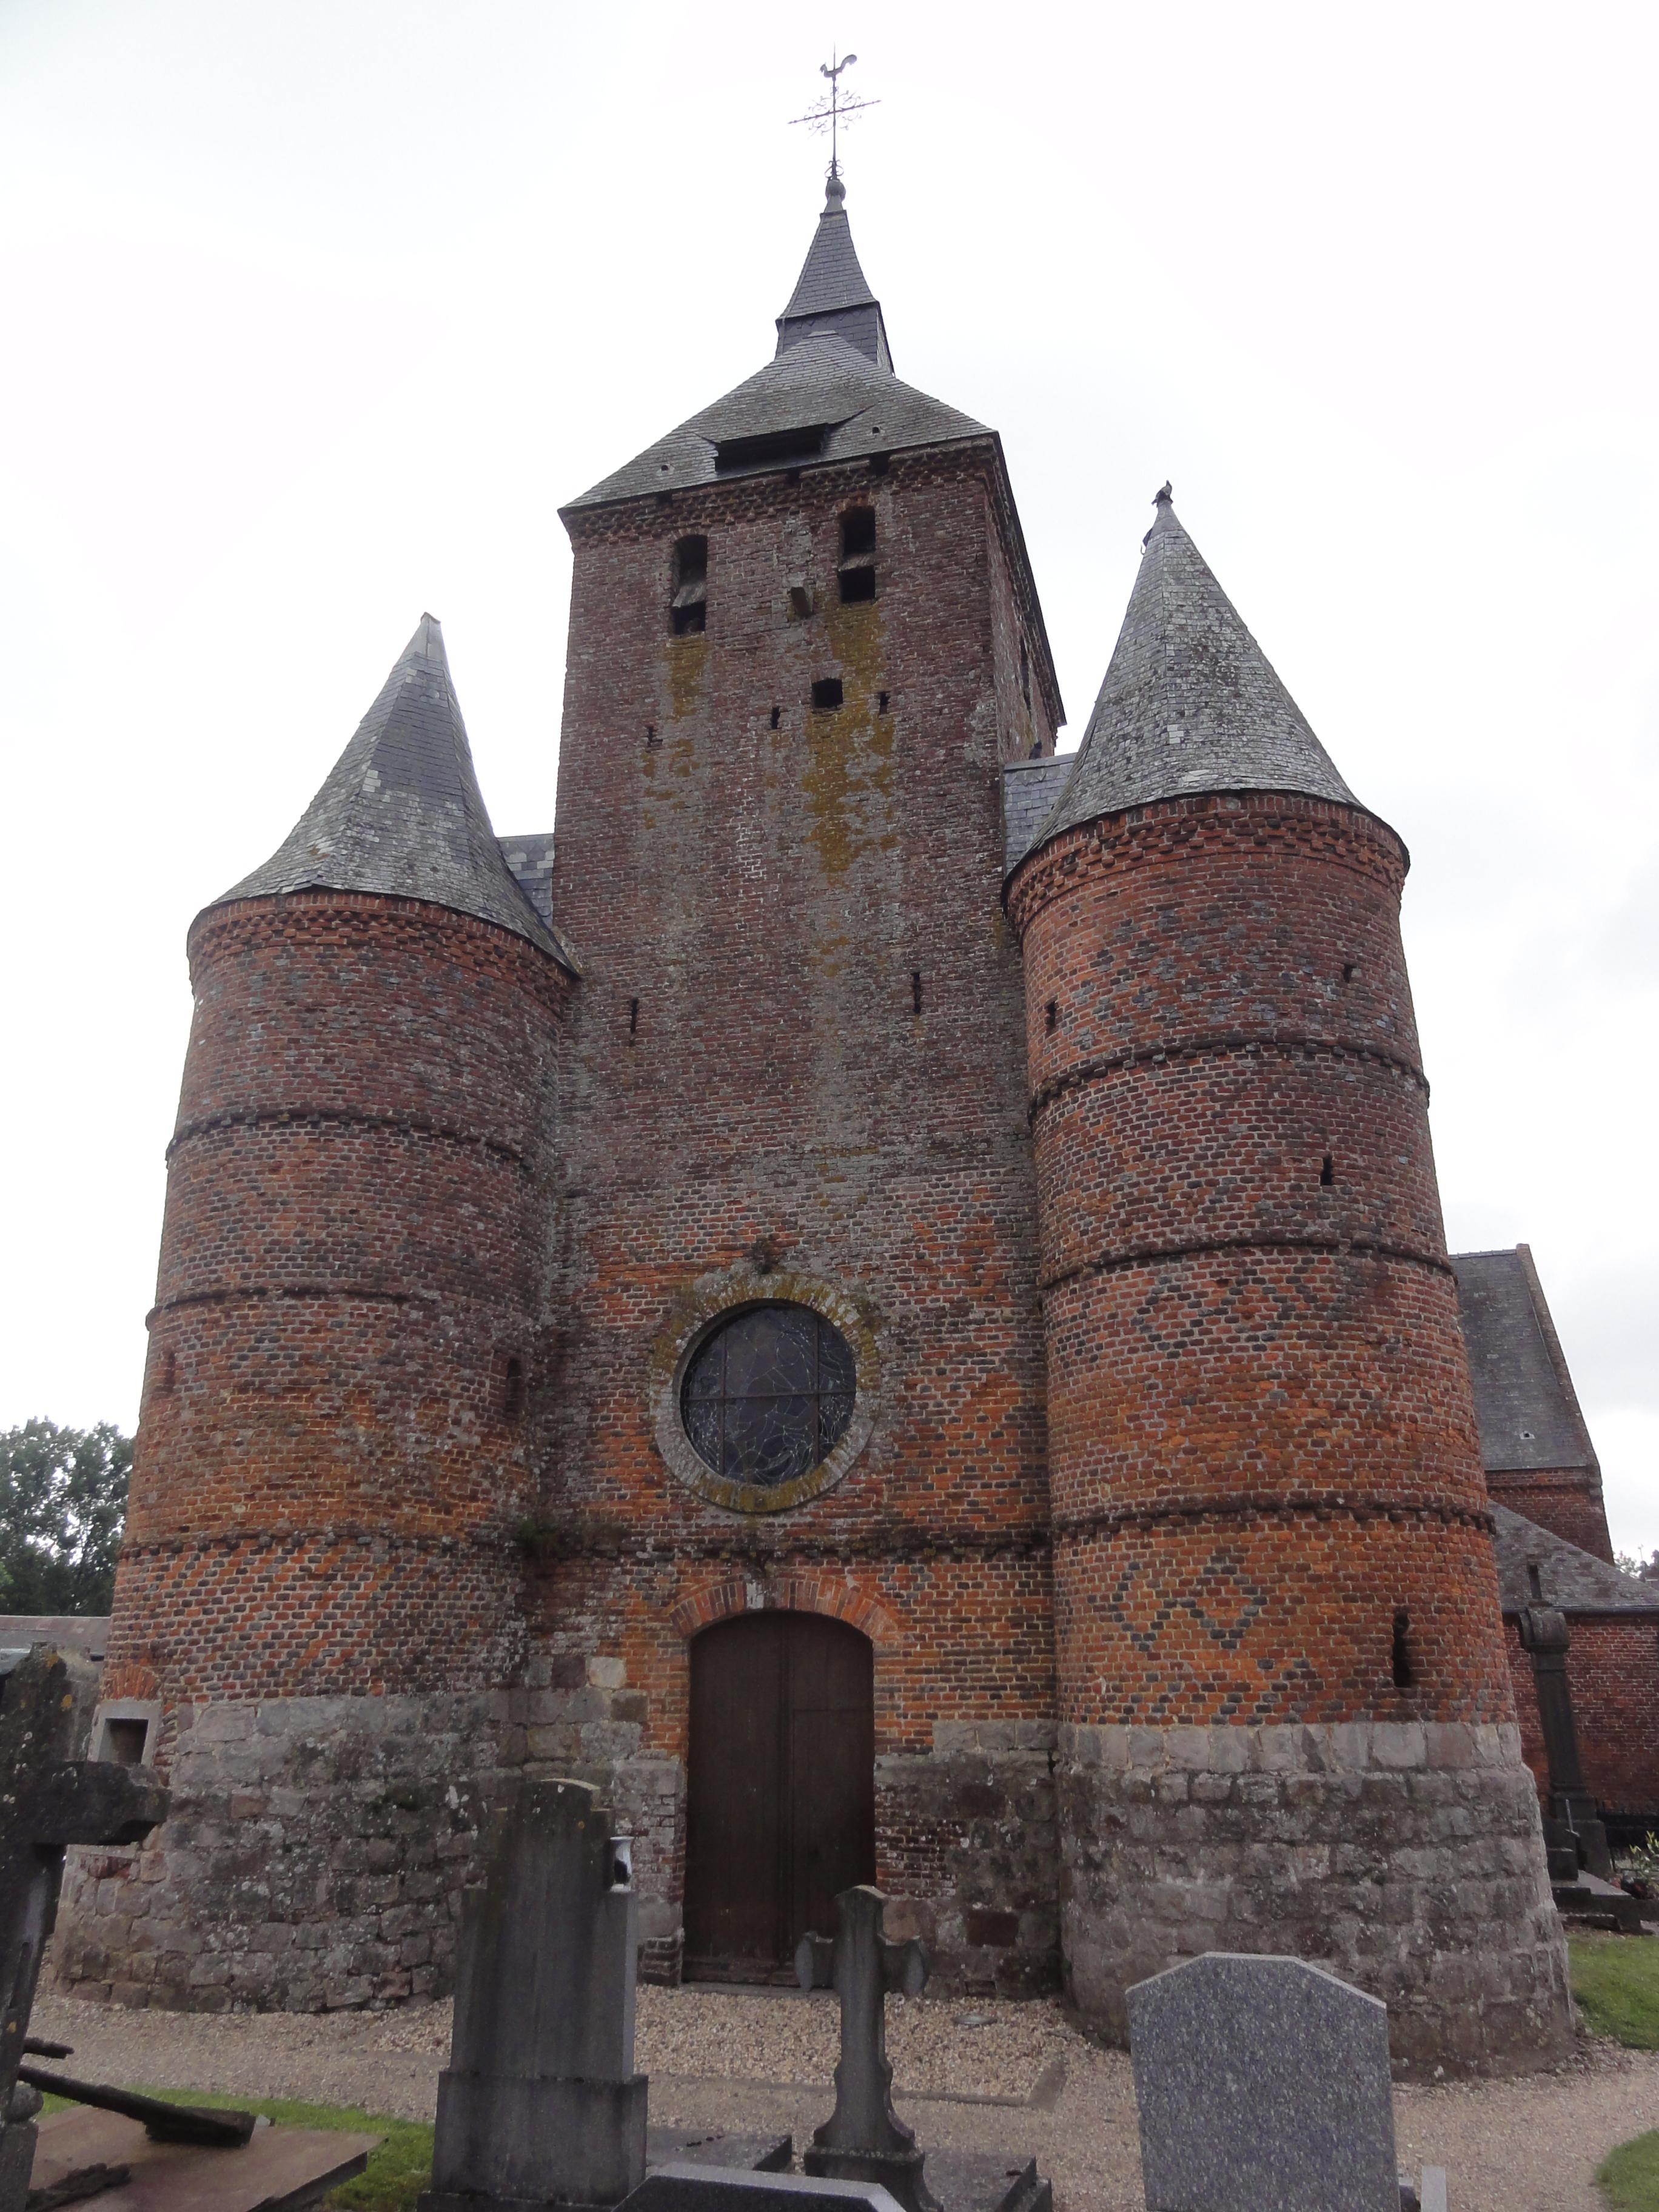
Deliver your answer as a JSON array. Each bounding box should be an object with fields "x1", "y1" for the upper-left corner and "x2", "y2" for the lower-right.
[{"x1": 683, "y1": 1610, "x2": 876, "y2": 1983}]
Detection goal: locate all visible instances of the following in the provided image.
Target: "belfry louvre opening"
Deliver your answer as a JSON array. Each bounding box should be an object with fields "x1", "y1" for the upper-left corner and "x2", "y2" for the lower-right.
[{"x1": 682, "y1": 1302, "x2": 856, "y2": 1489}]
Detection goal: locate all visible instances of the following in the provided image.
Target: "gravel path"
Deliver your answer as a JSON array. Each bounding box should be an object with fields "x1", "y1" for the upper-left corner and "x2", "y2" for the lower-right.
[{"x1": 31, "y1": 1988, "x2": 1659, "y2": 2211}]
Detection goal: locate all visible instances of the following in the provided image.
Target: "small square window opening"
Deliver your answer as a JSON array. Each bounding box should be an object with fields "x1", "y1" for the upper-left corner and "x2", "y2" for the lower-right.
[{"x1": 104, "y1": 1717, "x2": 149, "y2": 1766}]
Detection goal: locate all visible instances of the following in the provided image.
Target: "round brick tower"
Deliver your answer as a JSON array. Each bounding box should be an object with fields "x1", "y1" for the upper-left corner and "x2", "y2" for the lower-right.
[
  {"x1": 58, "y1": 617, "x2": 576, "y2": 2011},
  {"x1": 1007, "y1": 492, "x2": 1571, "y2": 2071}
]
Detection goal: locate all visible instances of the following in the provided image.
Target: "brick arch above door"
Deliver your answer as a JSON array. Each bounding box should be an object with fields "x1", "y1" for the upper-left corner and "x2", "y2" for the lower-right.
[{"x1": 667, "y1": 1572, "x2": 900, "y2": 1650}]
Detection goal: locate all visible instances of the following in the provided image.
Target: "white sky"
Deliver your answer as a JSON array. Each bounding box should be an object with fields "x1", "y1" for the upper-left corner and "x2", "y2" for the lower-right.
[{"x1": 2, "y1": 1, "x2": 1655, "y2": 1552}]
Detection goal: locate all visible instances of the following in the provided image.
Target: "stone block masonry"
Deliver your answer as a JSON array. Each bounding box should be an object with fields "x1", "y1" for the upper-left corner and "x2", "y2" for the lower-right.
[
  {"x1": 55, "y1": 1692, "x2": 514, "y2": 2012},
  {"x1": 1061, "y1": 1720, "x2": 1568, "y2": 2075}
]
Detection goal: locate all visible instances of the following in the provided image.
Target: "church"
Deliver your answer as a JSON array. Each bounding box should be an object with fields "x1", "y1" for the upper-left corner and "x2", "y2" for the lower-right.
[{"x1": 55, "y1": 170, "x2": 1652, "y2": 2070}]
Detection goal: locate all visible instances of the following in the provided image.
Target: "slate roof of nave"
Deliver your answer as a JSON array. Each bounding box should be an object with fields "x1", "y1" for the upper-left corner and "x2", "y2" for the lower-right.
[
  {"x1": 215, "y1": 615, "x2": 577, "y2": 969},
  {"x1": 1024, "y1": 489, "x2": 1364, "y2": 859},
  {"x1": 1452, "y1": 1247, "x2": 1600, "y2": 1475}
]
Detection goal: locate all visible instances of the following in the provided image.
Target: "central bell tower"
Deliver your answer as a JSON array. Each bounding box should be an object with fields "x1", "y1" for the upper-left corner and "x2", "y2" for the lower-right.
[{"x1": 536, "y1": 175, "x2": 1067, "y2": 1989}]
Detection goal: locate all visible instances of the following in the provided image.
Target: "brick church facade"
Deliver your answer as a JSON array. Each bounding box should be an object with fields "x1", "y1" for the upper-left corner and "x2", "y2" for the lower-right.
[{"x1": 59, "y1": 175, "x2": 1628, "y2": 2070}]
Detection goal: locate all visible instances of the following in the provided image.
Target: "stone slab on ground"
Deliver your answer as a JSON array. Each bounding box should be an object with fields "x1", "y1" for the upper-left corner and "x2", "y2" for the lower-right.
[
  {"x1": 29, "y1": 2105, "x2": 378, "y2": 2210},
  {"x1": 625, "y1": 2165, "x2": 903, "y2": 2212},
  {"x1": 649, "y1": 2127, "x2": 794, "y2": 2172},
  {"x1": 922, "y1": 2150, "x2": 1051, "y2": 2212}
]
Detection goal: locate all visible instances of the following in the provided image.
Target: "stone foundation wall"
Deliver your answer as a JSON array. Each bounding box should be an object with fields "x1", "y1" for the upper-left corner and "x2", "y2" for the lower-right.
[
  {"x1": 1057, "y1": 1718, "x2": 1572, "y2": 2076},
  {"x1": 877, "y1": 1721, "x2": 1061, "y2": 1996},
  {"x1": 53, "y1": 1691, "x2": 517, "y2": 2011}
]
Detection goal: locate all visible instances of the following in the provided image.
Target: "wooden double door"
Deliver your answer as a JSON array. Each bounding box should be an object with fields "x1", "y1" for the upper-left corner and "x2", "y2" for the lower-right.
[{"x1": 683, "y1": 1611, "x2": 876, "y2": 1982}]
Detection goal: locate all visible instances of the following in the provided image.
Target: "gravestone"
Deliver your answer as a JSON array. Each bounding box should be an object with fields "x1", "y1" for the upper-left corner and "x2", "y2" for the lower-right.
[
  {"x1": 795, "y1": 1887, "x2": 936, "y2": 2212},
  {"x1": 1127, "y1": 1954, "x2": 1398, "y2": 2212},
  {"x1": 793, "y1": 1889, "x2": 1050, "y2": 2212},
  {"x1": 0, "y1": 1643, "x2": 168, "y2": 2212},
  {"x1": 1517, "y1": 1603, "x2": 1615, "y2": 1882},
  {"x1": 419, "y1": 1777, "x2": 648, "y2": 2212}
]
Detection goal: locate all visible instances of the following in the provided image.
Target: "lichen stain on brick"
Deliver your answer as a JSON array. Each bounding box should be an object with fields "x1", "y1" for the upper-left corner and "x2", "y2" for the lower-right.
[
  {"x1": 665, "y1": 633, "x2": 708, "y2": 720},
  {"x1": 805, "y1": 601, "x2": 893, "y2": 880}
]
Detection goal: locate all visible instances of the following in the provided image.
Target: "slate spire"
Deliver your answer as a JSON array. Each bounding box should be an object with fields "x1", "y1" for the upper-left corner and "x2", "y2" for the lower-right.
[
  {"x1": 775, "y1": 173, "x2": 893, "y2": 370},
  {"x1": 1035, "y1": 489, "x2": 1364, "y2": 850},
  {"x1": 213, "y1": 614, "x2": 571, "y2": 963}
]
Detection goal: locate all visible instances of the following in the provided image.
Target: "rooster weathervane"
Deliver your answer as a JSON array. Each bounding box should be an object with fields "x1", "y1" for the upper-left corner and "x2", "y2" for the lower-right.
[{"x1": 789, "y1": 51, "x2": 879, "y2": 183}]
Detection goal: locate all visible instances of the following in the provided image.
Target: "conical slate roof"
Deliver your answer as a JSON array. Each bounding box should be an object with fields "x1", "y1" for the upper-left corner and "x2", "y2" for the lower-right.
[
  {"x1": 213, "y1": 615, "x2": 574, "y2": 965},
  {"x1": 1033, "y1": 491, "x2": 1362, "y2": 850},
  {"x1": 775, "y1": 173, "x2": 891, "y2": 368}
]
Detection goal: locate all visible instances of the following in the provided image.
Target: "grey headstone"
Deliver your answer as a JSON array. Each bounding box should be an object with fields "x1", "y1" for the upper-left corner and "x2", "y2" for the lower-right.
[
  {"x1": 1127, "y1": 1953, "x2": 1398, "y2": 2212},
  {"x1": 420, "y1": 1777, "x2": 646, "y2": 2211}
]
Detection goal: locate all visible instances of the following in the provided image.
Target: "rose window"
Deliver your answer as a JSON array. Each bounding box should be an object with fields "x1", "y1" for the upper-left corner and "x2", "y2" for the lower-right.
[{"x1": 682, "y1": 1302, "x2": 857, "y2": 1489}]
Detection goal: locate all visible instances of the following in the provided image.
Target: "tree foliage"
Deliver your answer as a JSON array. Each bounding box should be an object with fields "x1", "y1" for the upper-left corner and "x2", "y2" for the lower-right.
[{"x1": 0, "y1": 1419, "x2": 130, "y2": 1616}]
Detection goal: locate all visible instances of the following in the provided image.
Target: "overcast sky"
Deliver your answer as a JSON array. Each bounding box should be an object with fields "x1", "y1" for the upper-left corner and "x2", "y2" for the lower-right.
[{"x1": 3, "y1": 1, "x2": 1655, "y2": 1552}]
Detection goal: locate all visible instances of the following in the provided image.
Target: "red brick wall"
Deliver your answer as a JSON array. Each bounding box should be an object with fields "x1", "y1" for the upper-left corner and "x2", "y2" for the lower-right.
[
  {"x1": 109, "y1": 890, "x2": 571, "y2": 1706},
  {"x1": 1506, "y1": 1612, "x2": 1659, "y2": 1815},
  {"x1": 540, "y1": 443, "x2": 1059, "y2": 1919},
  {"x1": 1009, "y1": 794, "x2": 1517, "y2": 1726},
  {"x1": 1489, "y1": 1471, "x2": 1615, "y2": 1563}
]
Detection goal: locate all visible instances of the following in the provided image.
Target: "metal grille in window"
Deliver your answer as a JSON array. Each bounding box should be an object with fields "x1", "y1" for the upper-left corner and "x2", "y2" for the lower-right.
[{"x1": 682, "y1": 1303, "x2": 856, "y2": 1488}]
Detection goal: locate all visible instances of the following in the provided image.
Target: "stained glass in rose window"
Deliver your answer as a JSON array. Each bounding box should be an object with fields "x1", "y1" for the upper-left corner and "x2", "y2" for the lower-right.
[{"x1": 682, "y1": 1303, "x2": 856, "y2": 1487}]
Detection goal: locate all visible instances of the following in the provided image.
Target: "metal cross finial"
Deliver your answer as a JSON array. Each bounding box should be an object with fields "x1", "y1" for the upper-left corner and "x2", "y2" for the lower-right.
[{"x1": 789, "y1": 50, "x2": 880, "y2": 184}]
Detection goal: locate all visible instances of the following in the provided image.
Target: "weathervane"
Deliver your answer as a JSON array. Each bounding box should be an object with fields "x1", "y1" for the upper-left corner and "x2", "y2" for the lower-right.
[{"x1": 789, "y1": 50, "x2": 879, "y2": 183}]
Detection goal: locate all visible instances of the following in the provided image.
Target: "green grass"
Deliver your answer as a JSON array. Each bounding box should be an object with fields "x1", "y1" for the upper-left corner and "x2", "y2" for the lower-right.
[
  {"x1": 1570, "y1": 1934, "x2": 1659, "y2": 2049},
  {"x1": 35, "y1": 2083, "x2": 431, "y2": 2211},
  {"x1": 1598, "y1": 2131, "x2": 1659, "y2": 2211}
]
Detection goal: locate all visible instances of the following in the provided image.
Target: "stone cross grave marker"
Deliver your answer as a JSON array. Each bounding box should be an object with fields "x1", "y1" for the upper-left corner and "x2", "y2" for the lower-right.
[
  {"x1": 794, "y1": 1887, "x2": 935, "y2": 2212},
  {"x1": 1127, "y1": 1953, "x2": 1400, "y2": 2212},
  {"x1": 419, "y1": 1776, "x2": 648, "y2": 2212},
  {"x1": 0, "y1": 1643, "x2": 168, "y2": 2212},
  {"x1": 1518, "y1": 1603, "x2": 1615, "y2": 1882}
]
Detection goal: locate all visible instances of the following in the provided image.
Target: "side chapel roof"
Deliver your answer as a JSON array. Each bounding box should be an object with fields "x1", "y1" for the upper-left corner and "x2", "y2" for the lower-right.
[
  {"x1": 1492, "y1": 1506, "x2": 1657, "y2": 1616},
  {"x1": 212, "y1": 615, "x2": 577, "y2": 969},
  {"x1": 1024, "y1": 489, "x2": 1365, "y2": 859}
]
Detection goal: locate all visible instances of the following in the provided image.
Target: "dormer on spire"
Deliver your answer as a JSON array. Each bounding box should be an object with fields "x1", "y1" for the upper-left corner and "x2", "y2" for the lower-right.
[{"x1": 775, "y1": 175, "x2": 893, "y2": 370}]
